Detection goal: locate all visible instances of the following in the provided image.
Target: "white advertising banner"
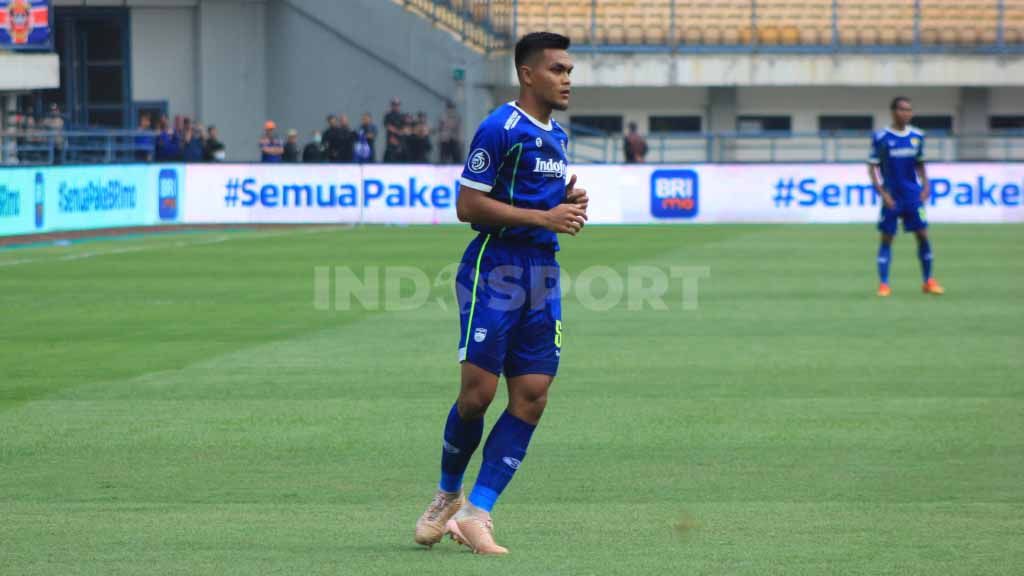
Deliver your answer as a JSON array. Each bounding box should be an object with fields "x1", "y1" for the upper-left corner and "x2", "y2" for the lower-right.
[
  {"x1": 176, "y1": 162, "x2": 1024, "y2": 226},
  {"x1": 183, "y1": 164, "x2": 366, "y2": 224},
  {"x1": 569, "y1": 163, "x2": 1024, "y2": 225}
]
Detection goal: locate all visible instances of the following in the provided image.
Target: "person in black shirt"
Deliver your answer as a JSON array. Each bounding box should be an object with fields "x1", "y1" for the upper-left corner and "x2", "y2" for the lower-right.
[
  {"x1": 405, "y1": 114, "x2": 432, "y2": 163},
  {"x1": 204, "y1": 125, "x2": 226, "y2": 162},
  {"x1": 383, "y1": 98, "x2": 406, "y2": 163},
  {"x1": 323, "y1": 115, "x2": 342, "y2": 162},
  {"x1": 303, "y1": 130, "x2": 324, "y2": 163},
  {"x1": 337, "y1": 114, "x2": 355, "y2": 163},
  {"x1": 283, "y1": 129, "x2": 300, "y2": 163}
]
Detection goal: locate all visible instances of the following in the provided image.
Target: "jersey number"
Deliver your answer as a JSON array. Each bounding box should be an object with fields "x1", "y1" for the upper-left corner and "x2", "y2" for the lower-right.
[{"x1": 554, "y1": 320, "x2": 563, "y2": 348}]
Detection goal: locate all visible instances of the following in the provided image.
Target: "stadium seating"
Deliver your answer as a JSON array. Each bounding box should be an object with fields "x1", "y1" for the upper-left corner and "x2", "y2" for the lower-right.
[{"x1": 418, "y1": 0, "x2": 1024, "y2": 48}]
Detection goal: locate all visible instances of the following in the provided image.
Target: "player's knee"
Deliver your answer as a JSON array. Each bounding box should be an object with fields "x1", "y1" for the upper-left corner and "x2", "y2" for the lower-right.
[
  {"x1": 511, "y1": 389, "x2": 548, "y2": 421},
  {"x1": 457, "y1": 381, "x2": 496, "y2": 418}
]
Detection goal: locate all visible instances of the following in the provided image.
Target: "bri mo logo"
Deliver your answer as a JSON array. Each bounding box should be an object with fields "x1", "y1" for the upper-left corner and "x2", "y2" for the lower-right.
[
  {"x1": 650, "y1": 169, "x2": 699, "y2": 219},
  {"x1": 158, "y1": 169, "x2": 178, "y2": 221}
]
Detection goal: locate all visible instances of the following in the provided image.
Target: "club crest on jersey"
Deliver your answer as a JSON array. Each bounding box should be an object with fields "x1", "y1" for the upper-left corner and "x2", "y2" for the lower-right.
[
  {"x1": 468, "y1": 148, "x2": 490, "y2": 174},
  {"x1": 533, "y1": 157, "x2": 566, "y2": 179}
]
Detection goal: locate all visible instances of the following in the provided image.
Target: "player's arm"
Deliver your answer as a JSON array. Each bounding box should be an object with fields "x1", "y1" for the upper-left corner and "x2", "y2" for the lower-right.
[
  {"x1": 916, "y1": 135, "x2": 929, "y2": 203},
  {"x1": 457, "y1": 185, "x2": 587, "y2": 235},
  {"x1": 916, "y1": 162, "x2": 929, "y2": 203},
  {"x1": 867, "y1": 136, "x2": 895, "y2": 209}
]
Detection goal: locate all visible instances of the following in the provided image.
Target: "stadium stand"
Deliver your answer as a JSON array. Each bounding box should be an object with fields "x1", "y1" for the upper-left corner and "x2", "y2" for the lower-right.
[{"x1": 398, "y1": 0, "x2": 1024, "y2": 50}]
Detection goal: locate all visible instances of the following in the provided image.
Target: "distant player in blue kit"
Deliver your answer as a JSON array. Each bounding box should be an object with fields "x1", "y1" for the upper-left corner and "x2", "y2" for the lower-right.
[
  {"x1": 414, "y1": 32, "x2": 588, "y2": 555},
  {"x1": 869, "y1": 96, "x2": 945, "y2": 297}
]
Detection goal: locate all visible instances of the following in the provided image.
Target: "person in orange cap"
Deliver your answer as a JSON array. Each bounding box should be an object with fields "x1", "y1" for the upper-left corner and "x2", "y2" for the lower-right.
[{"x1": 260, "y1": 120, "x2": 284, "y2": 163}]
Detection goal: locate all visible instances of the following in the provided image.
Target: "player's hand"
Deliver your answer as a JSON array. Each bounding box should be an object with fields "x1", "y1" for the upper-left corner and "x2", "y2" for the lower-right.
[
  {"x1": 920, "y1": 188, "x2": 930, "y2": 203},
  {"x1": 882, "y1": 194, "x2": 896, "y2": 210},
  {"x1": 564, "y1": 174, "x2": 589, "y2": 213},
  {"x1": 542, "y1": 203, "x2": 588, "y2": 236}
]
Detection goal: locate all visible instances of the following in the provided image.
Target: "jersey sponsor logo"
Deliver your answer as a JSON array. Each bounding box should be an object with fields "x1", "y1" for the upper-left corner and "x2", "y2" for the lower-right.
[
  {"x1": 474, "y1": 327, "x2": 487, "y2": 342},
  {"x1": 651, "y1": 169, "x2": 699, "y2": 219},
  {"x1": 533, "y1": 157, "x2": 566, "y2": 179},
  {"x1": 889, "y1": 148, "x2": 918, "y2": 158},
  {"x1": 502, "y1": 457, "x2": 521, "y2": 470},
  {"x1": 504, "y1": 111, "x2": 521, "y2": 131},
  {"x1": 468, "y1": 148, "x2": 491, "y2": 174}
]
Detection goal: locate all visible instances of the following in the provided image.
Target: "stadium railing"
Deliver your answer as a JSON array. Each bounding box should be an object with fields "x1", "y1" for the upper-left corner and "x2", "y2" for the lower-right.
[
  {"x1": 3, "y1": 128, "x2": 1023, "y2": 165},
  {"x1": 401, "y1": 0, "x2": 1024, "y2": 54},
  {"x1": 0, "y1": 130, "x2": 156, "y2": 166}
]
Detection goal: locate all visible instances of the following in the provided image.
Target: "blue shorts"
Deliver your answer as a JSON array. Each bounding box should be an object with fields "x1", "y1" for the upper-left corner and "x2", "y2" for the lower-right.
[
  {"x1": 878, "y1": 203, "x2": 928, "y2": 235},
  {"x1": 456, "y1": 233, "x2": 562, "y2": 378}
]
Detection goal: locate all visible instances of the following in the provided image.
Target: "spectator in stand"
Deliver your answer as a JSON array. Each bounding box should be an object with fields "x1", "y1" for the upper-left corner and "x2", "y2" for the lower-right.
[
  {"x1": 337, "y1": 114, "x2": 355, "y2": 163},
  {"x1": 283, "y1": 129, "x2": 301, "y2": 163},
  {"x1": 323, "y1": 115, "x2": 342, "y2": 162},
  {"x1": 42, "y1": 103, "x2": 64, "y2": 164},
  {"x1": 303, "y1": 130, "x2": 324, "y2": 163},
  {"x1": 624, "y1": 121, "x2": 648, "y2": 164},
  {"x1": 134, "y1": 113, "x2": 155, "y2": 162},
  {"x1": 204, "y1": 125, "x2": 226, "y2": 162},
  {"x1": 355, "y1": 112, "x2": 376, "y2": 163},
  {"x1": 406, "y1": 113, "x2": 432, "y2": 163},
  {"x1": 383, "y1": 98, "x2": 405, "y2": 162},
  {"x1": 182, "y1": 118, "x2": 205, "y2": 162},
  {"x1": 438, "y1": 100, "x2": 462, "y2": 164},
  {"x1": 260, "y1": 120, "x2": 284, "y2": 163},
  {"x1": 155, "y1": 115, "x2": 182, "y2": 162}
]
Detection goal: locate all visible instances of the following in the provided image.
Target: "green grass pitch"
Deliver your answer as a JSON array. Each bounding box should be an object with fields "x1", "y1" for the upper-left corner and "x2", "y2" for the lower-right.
[{"x1": 1, "y1": 224, "x2": 1022, "y2": 575}]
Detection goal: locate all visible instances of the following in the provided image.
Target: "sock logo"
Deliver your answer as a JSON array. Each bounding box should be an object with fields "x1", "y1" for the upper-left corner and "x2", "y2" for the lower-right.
[
  {"x1": 442, "y1": 440, "x2": 461, "y2": 454},
  {"x1": 502, "y1": 457, "x2": 521, "y2": 470}
]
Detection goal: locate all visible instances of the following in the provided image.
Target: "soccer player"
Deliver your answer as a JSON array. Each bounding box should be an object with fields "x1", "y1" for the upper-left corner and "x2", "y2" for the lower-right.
[
  {"x1": 868, "y1": 96, "x2": 945, "y2": 297},
  {"x1": 413, "y1": 32, "x2": 588, "y2": 555}
]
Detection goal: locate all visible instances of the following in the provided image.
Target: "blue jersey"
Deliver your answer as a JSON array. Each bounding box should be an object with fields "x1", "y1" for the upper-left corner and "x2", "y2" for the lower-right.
[
  {"x1": 869, "y1": 126, "x2": 925, "y2": 207},
  {"x1": 459, "y1": 102, "x2": 570, "y2": 250}
]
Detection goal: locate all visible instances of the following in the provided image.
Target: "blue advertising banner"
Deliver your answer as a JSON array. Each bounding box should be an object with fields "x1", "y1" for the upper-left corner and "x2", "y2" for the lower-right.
[
  {"x1": 0, "y1": 164, "x2": 183, "y2": 236},
  {"x1": 0, "y1": 0, "x2": 51, "y2": 50}
]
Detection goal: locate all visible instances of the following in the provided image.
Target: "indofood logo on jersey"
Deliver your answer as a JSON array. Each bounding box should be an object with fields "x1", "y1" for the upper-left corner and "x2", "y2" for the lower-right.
[
  {"x1": 534, "y1": 158, "x2": 566, "y2": 179},
  {"x1": 651, "y1": 169, "x2": 699, "y2": 219}
]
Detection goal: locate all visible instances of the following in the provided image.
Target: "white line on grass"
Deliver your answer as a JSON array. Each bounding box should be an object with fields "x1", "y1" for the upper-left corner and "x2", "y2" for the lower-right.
[{"x1": 0, "y1": 227, "x2": 342, "y2": 268}]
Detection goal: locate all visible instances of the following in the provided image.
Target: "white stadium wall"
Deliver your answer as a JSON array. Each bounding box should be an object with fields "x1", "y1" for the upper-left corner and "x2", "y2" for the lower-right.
[{"x1": 2, "y1": 163, "x2": 1022, "y2": 238}]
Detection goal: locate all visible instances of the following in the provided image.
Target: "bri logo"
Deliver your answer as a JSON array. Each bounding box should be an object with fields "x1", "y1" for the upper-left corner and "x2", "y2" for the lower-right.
[
  {"x1": 651, "y1": 169, "x2": 699, "y2": 219},
  {"x1": 534, "y1": 158, "x2": 566, "y2": 178},
  {"x1": 158, "y1": 169, "x2": 178, "y2": 221}
]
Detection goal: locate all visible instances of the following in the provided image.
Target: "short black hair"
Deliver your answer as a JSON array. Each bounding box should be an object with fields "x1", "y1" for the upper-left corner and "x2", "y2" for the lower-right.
[
  {"x1": 514, "y1": 32, "x2": 571, "y2": 69},
  {"x1": 890, "y1": 96, "x2": 911, "y2": 111}
]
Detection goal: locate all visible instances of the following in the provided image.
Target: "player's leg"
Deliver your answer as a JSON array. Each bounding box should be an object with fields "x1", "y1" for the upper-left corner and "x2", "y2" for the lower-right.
[
  {"x1": 905, "y1": 207, "x2": 943, "y2": 294},
  {"x1": 914, "y1": 229, "x2": 944, "y2": 294},
  {"x1": 416, "y1": 236, "x2": 511, "y2": 547},
  {"x1": 450, "y1": 258, "x2": 561, "y2": 554},
  {"x1": 877, "y1": 205, "x2": 898, "y2": 295},
  {"x1": 877, "y1": 233, "x2": 894, "y2": 296},
  {"x1": 441, "y1": 363, "x2": 498, "y2": 493}
]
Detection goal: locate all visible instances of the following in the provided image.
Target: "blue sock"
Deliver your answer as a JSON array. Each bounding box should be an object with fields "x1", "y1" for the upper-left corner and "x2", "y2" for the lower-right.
[
  {"x1": 468, "y1": 410, "x2": 536, "y2": 512},
  {"x1": 918, "y1": 239, "x2": 933, "y2": 282},
  {"x1": 439, "y1": 403, "x2": 484, "y2": 493},
  {"x1": 877, "y1": 243, "x2": 892, "y2": 284}
]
